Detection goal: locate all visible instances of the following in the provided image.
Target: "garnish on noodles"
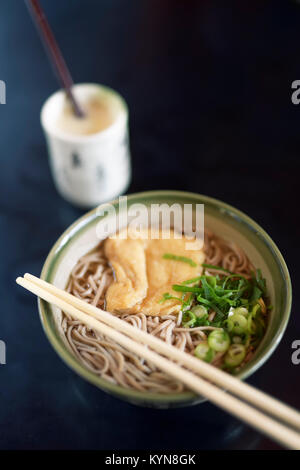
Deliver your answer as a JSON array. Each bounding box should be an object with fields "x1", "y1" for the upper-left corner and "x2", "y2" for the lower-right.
[
  {"x1": 162, "y1": 253, "x2": 198, "y2": 267},
  {"x1": 160, "y1": 266, "x2": 270, "y2": 370}
]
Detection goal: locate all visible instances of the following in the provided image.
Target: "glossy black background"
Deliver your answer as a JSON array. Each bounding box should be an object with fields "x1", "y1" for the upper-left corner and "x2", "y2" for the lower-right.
[{"x1": 0, "y1": 0, "x2": 299, "y2": 450}]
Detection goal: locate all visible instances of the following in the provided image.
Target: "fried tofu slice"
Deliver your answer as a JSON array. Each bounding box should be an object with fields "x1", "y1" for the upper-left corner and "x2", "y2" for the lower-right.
[
  {"x1": 104, "y1": 235, "x2": 148, "y2": 314},
  {"x1": 134, "y1": 234, "x2": 204, "y2": 315},
  {"x1": 104, "y1": 229, "x2": 204, "y2": 316}
]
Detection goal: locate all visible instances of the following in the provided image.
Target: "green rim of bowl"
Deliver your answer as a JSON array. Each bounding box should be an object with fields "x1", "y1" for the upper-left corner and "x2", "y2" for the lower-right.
[{"x1": 38, "y1": 190, "x2": 292, "y2": 404}]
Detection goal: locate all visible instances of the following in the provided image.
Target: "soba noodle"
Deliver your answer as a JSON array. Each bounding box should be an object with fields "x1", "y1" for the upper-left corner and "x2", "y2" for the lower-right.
[{"x1": 62, "y1": 230, "x2": 256, "y2": 393}]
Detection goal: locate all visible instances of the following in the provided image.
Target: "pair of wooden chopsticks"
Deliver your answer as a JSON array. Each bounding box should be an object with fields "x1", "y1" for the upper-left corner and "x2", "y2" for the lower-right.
[{"x1": 16, "y1": 274, "x2": 300, "y2": 449}]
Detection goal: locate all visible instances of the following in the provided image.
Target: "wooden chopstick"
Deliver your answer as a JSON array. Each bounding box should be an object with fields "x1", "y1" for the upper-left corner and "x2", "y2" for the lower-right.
[
  {"x1": 23, "y1": 273, "x2": 300, "y2": 432},
  {"x1": 25, "y1": 0, "x2": 85, "y2": 118},
  {"x1": 16, "y1": 275, "x2": 300, "y2": 450}
]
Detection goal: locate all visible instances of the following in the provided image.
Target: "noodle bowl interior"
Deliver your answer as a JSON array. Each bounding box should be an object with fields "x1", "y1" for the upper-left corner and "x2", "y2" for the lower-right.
[{"x1": 63, "y1": 229, "x2": 269, "y2": 394}]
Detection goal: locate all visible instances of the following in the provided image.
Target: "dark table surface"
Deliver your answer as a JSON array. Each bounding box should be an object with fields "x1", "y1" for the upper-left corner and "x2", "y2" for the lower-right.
[{"x1": 0, "y1": 0, "x2": 299, "y2": 450}]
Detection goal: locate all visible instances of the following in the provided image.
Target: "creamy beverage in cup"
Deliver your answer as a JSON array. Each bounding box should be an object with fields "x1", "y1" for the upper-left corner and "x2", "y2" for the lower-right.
[
  {"x1": 41, "y1": 83, "x2": 131, "y2": 208},
  {"x1": 56, "y1": 95, "x2": 114, "y2": 135}
]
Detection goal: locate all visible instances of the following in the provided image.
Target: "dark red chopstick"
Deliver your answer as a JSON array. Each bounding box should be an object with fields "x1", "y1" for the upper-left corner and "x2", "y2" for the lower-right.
[{"x1": 25, "y1": 0, "x2": 85, "y2": 118}]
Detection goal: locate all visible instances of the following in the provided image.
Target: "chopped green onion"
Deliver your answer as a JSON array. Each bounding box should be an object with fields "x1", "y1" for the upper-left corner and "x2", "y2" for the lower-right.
[
  {"x1": 163, "y1": 253, "x2": 197, "y2": 267},
  {"x1": 194, "y1": 343, "x2": 215, "y2": 362},
  {"x1": 158, "y1": 292, "x2": 181, "y2": 304},
  {"x1": 250, "y1": 304, "x2": 261, "y2": 318},
  {"x1": 208, "y1": 330, "x2": 230, "y2": 352},
  {"x1": 247, "y1": 307, "x2": 264, "y2": 337},
  {"x1": 182, "y1": 311, "x2": 197, "y2": 328},
  {"x1": 173, "y1": 285, "x2": 202, "y2": 294},
  {"x1": 181, "y1": 294, "x2": 194, "y2": 312},
  {"x1": 255, "y1": 269, "x2": 267, "y2": 295},
  {"x1": 247, "y1": 317, "x2": 256, "y2": 335},
  {"x1": 190, "y1": 305, "x2": 208, "y2": 318},
  {"x1": 196, "y1": 317, "x2": 210, "y2": 327},
  {"x1": 232, "y1": 336, "x2": 243, "y2": 344},
  {"x1": 196, "y1": 295, "x2": 224, "y2": 316},
  {"x1": 227, "y1": 313, "x2": 248, "y2": 335},
  {"x1": 190, "y1": 305, "x2": 210, "y2": 326},
  {"x1": 222, "y1": 274, "x2": 248, "y2": 290},
  {"x1": 168, "y1": 266, "x2": 268, "y2": 371},
  {"x1": 250, "y1": 286, "x2": 262, "y2": 303},
  {"x1": 182, "y1": 276, "x2": 202, "y2": 285},
  {"x1": 234, "y1": 307, "x2": 249, "y2": 317},
  {"x1": 224, "y1": 344, "x2": 246, "y2": 367},
  {"x1": 202, "y1": 263, "x2": 231, "y2": 273}
]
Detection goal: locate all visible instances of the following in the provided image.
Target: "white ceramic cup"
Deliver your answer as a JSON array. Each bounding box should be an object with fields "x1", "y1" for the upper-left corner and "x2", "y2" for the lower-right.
[{"x1": 41, "y1": 83, "x2": 131, "y2": 208}]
